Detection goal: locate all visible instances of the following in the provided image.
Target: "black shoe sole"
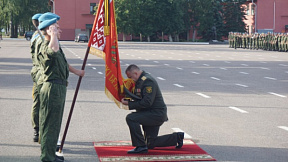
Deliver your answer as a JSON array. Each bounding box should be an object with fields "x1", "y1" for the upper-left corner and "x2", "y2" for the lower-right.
[{"x1": 127, "y1": 150, "x2": 148, "y2": 154}]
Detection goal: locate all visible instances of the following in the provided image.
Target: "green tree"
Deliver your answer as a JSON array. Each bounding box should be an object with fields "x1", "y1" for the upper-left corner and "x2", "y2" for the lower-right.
[
  {"x1": 223, "y1": 0, "x2": 247, "y2": 37},
  {"x1": 197, "y1": 0, "x2": 225, "y2": 41},
  {"x1": 0, "y1": 0, "x2": 49, "y2": 38},
  {"x1": 115, "y1": 0, "x2": 135, "y2": 41}
]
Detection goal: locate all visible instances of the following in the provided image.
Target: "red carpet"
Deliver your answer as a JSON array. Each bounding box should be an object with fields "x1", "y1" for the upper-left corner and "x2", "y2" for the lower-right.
[{"x1": 94, "y1": 140, "x2": 216, "y2": 162}]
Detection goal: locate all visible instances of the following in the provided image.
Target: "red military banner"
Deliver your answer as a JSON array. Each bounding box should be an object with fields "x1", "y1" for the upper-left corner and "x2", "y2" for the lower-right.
[{"x1": 88, "y1": 0, "x2": 134, "y2": 109}]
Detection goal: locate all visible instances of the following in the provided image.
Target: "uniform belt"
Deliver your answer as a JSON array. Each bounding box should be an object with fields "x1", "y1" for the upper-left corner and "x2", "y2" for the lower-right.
[{"x1": 47, "y1": 79, "x2": 68, "y2": 87}]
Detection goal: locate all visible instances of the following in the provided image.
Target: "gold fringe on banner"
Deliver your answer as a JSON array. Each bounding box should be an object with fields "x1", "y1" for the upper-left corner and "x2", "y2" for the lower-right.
[{"x1": 105, "y1": 88, "x2": 129, "y2": 110}]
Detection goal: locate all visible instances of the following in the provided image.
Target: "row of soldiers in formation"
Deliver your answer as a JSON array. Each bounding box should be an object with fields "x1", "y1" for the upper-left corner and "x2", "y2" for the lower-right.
[{"x1": 228, "y1": 32, "x2": 288, "y2": 52}]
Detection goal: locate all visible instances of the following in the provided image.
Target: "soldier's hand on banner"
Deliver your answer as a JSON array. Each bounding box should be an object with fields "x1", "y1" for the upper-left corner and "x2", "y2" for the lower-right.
[{"x1": 121, "y1": 98, "x2": 129, "y2": 105}]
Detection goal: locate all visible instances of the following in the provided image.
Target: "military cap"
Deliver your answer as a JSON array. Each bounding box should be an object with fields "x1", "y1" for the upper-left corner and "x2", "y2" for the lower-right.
[
  {"x1": 32, "y1": 13, "x2": 42, "y2": 20},
  {"x1": 38, "y1": 18, "x2": 57, "y2": 30},
  {"x1": 38, "y1": 12, "x2": 60, "y2": 22}
]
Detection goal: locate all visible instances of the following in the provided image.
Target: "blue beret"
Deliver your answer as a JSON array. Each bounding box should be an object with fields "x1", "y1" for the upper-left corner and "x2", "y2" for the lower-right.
[
  {"x1": 32, "y1": 13, "x2": 42, "y2": 20},
  {"x1": 38, "y1": 18, "x2": 57, "y2": 30},
  {"x1": 38, "y1": 12, "x2": 60, "y2": 23}
]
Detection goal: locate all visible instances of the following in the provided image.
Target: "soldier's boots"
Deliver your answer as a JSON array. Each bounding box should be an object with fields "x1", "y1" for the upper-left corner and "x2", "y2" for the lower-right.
[
  {"x1": 33, "y1": 128, "x2": 39, "y2": 142},
  {"x1": 54, "y1": 155, "x2": 64, "y2": 162}
]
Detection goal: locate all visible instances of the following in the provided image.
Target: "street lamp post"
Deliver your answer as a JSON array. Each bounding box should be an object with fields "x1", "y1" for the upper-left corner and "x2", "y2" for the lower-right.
[{"x1": 252, "y1": 0, "x2": 257, "y2": 33}]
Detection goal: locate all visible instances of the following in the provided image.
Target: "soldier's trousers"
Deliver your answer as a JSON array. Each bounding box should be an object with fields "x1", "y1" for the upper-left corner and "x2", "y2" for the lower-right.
[
  {"x1": 39, "y1": 82, "x2": 66, "y2": 162},
  {"x1": 126, "y1": 111, "x2": 177, "y2": 149},
  {"x1": 31, "y1": 82, "x2": 40, "y2": 129}
]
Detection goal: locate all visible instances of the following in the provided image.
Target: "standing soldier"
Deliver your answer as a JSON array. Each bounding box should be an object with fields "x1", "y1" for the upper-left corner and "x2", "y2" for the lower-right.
[
  {"x1": 37, "y1": 13, "x2": 85, "y2": 162},
  {"x1": 246, "y1": 33, "x2": 250, "y2": 49},
  {"x1": 284, "y1": 33, "x2": 288, "y2": 52},
  {"x1": 30, "y1": 13, "x2": 43, "y2": 143},
  {"x1": 255, "y1": 33, "x2": 259, "y2": 50},
  {"x1": 250, "y1": 33, "x2": 254, "y2": 50},
  {"x1": 280, "y1": 33, "x2": 284, "y2": 52},
  {"x1": 228, "y1": 32, "x2": 232, "y2": 48},
  {"x1": 242, "y1": 33, "x2": 247, "y2": 49},
  {"x1": 259, "y1": 33, "x2": 264, "y2": 50},
  {"x1": 234, "y1": 33, "x2": 238, "y2": 49}
]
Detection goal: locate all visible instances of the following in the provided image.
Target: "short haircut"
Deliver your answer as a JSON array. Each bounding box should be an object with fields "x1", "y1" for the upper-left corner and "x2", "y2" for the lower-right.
[
  {"x1": 126, "y1": 64, "x2": 140, "y2": 73},
  {"x1": 32, "y1": 20, "x2": 39, "y2": 28}
]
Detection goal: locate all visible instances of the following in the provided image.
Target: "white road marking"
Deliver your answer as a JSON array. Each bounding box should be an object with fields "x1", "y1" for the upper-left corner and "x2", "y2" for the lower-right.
[
  {"x1": 98, "y1": 72, "x2": 103, "y2": 75},
  {"x1": 196, "y1": 93, "x2": 211, "y2": 98},
  {"x1": 176, "y1": 67, "x2": 183, "y2": 70},
  {"x1": 268, "y1": 92, "x2": 287, "y2": 98},
  {"x1": 241, "y1": 64, "x2": 248, "y2": 66},
  {"x1": 239, "y1": 72, "x2": 249, "y2": 75},
  {"x1": 211, "y1": 77, "x2": 220, "y2": 81},
  {"x1": 154, "y1": 61, "x2": 159, "y2": 63},
  {"x1": 174, "y1": 84, "x2": 184, "y2": 88},
  {"x1": 203, "y1": 64, "x2": 210, "y2": 66},
  {"x1": 220, "y1": 67, "x2": 227, "y2": 70},
  {"x1": 189, "y1": 61, "x2": 195, "y2": 63},
  {"x1": 164, "y1": 64, "x2": 170, "y2": 66},
  {"x1": 87, "y1": 64, "x2": 92, "y2": 66},
  {"x1": 92, "y1": 67, "x2": 96, "y2": 70},
  {"x1": 286, "y1": 71, "x2": 288, "y2": 74},
  {"x1": 278, "y1": 126, "x2": 288, "y2": 131},
  {"x1": 235, "y1": 84, "x2": 248, "y2": 87},
  {"x1": 260, "y1": 67, "x2": 270, "y2": 70},
  {"x1": 264, "y1": 77, "x2": 277, "y2": 80},
  {"x1": 229, "y1": 106, "x2": 248, "y2": 113},
  {"x1": 157, "y1": 77, "x2": 165, "y2": 80},
  {"x1": 171, "y1": 128, "x2": 192, "y2": 139},
  {"x1": 279, "y1": 64, "x2": 288, "y2": 66},
  {"x1": 192, "y1": 72, "x2": 200, "y2": 74}
]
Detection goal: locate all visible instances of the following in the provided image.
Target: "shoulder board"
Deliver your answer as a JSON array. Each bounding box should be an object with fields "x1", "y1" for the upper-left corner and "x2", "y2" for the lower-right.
[{"x1": 141, "y1": 76, "x2": 146, "y2": 81}]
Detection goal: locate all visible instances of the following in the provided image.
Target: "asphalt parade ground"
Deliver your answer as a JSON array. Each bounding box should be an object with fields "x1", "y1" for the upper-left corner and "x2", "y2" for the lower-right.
[{"x1": 0, "y1": 38, "x2": 288, "y2": 162}]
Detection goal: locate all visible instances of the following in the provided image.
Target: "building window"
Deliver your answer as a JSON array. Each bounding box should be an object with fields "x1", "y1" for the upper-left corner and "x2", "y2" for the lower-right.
[
  {"x1": 251, "y1": 5, "x2": 255, "y2": 16},
  {"x1": 90, "y1": 3, "x2": 97, "y2": 14},
  {"x1": 246, "y1": 4, "x2": 250, "y2": 15}
]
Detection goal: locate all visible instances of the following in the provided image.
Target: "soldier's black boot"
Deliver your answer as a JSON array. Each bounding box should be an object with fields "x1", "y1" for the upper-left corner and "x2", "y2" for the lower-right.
[
  {"x1": 33, "y1": 128, "x2": 39, "y2": 142},
  {"x1": 176, "y1": 132, "x2": 184, "y2": 149}
]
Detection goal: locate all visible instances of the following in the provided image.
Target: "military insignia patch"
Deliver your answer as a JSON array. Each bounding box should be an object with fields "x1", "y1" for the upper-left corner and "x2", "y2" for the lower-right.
[{"x1": 146, "y1": 86, "x2": 152, "y2": 93}]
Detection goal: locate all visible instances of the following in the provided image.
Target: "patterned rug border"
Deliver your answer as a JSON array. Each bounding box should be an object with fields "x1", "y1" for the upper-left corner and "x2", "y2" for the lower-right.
[
  {"x1": 94, "y1": 140, "x2": 195, "y2": 147},
  {"x1": 100, "y1": 154, "x2": 214, "y2": 162}
]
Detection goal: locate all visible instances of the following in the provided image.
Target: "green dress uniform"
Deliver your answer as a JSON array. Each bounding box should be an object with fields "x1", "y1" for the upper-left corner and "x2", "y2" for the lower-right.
[
  {"x1": 37, "y1": 40, "x2": 69, "y2": 161},
  {"x1": 126, "y1": 71, "x2": 179, "y2": 149},
  {"x1": 30, "y1": 32, "x2": 44, "y2": 138}
]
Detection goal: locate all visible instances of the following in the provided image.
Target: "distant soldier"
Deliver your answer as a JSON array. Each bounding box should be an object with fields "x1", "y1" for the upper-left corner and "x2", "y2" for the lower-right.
[
  {"x1": 242, "y1": 33, "x2": 247, "y2": 49},
  {"x1": 234, "y1": 33, "x2": 238, "y2": 49},
  {"x1": 30, "y1": 13, "x2": 43, "y2": 143}
]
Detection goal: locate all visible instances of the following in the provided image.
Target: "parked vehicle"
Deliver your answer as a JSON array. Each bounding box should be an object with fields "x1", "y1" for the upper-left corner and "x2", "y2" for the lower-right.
[
  {"x1": 24, "y1": 31, "x2": 34, "y2": 41},
  {"x1": 74, "y1": 34, "x2": 88, "y2": 42}
]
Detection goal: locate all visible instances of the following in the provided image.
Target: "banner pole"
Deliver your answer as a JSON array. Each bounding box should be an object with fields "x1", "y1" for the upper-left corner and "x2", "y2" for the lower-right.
[{"x1": 58, "y1": 46, "x2": 90, "y2": 154}]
